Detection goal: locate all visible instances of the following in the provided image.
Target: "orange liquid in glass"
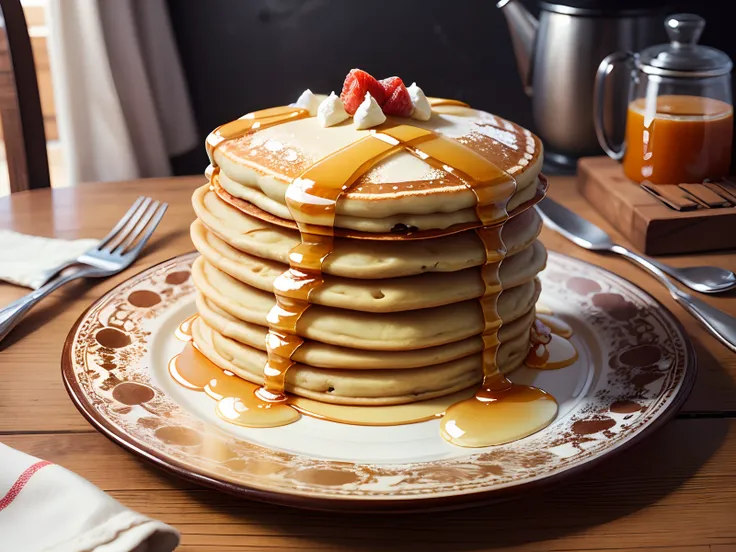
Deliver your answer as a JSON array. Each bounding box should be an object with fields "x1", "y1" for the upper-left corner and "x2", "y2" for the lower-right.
[{"x1": 623, "y1": 95, "x2": 733, "y2": 184}]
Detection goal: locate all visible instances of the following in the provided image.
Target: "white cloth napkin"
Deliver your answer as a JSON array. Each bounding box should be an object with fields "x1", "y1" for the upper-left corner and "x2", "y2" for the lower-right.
[
  {"x1": 0, "y1": 443, "x2": 180, "y2": 551},
  {"x1": 0, "y1": 230, "x2": 98, "y2": 289}
]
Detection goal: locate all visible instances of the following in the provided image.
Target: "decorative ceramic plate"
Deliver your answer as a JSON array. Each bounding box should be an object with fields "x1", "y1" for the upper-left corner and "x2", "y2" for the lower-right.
[{"x1": 62, "y1": 251, "x2": 695, "y2": 511}]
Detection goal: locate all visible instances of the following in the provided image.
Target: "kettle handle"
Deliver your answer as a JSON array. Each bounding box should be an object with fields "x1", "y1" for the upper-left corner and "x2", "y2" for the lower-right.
[{"x1": 594, "y1": 51, "x2": 637, "y2": 161}]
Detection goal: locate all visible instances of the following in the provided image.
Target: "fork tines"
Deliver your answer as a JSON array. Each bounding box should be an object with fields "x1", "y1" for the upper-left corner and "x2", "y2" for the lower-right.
[{"x1": 97, "y1": 196, "x2": 168, "y2": 257}]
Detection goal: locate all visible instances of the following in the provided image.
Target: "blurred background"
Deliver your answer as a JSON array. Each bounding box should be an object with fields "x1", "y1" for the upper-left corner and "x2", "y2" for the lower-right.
[{"x1": 0, "y1": 0, "x2": 732, "y2": 195}]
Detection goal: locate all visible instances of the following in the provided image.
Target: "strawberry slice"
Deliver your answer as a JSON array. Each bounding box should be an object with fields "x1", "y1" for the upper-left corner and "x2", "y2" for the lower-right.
[
  {"x1": 380, "y1": 77, "x2": 413, "y2": 117},
  {"x1": 379, "y1": 76, "x2": 404, "y2": 101},
  {"x1": 340, "y1": 69, "x2": 386, "y2": 115}
]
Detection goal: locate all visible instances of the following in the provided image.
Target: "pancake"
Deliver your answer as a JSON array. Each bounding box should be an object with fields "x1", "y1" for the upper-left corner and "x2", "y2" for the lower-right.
[
  {"x1": 191, "y1": 253, "x2": 544, "y2": 351},
  {"x1": 211, "y1": 101, "x2": 543, "y2": 233},
  {"x1": 217, "y1": 170, "x2": 540, "y2": 233},
  {"x1": 191, "y1": 216, "x2": 544, "y2": 313},
  {"x1": 196, "y1": 290, "x2": 538, "y2": 370},
  {"x1": 210, "y1": 175, "x2": 548, "y2": 240},
  {"x1": 192, "y1": 185, "x2": 544, "y2": 280},
  {"x1": 193, "y1": 316, "x2": 532, "y2": 405}
]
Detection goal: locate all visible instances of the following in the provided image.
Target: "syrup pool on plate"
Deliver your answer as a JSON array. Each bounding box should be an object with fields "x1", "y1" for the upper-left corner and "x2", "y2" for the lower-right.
[{"x1": 169, "y1": 317, "x2": 300, "y2": 428}]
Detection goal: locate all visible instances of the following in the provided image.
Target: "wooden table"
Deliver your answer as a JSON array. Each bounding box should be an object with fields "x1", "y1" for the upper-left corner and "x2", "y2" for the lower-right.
[{"x1": 1, "y1": 176, "x2": 734, "y2": 551}]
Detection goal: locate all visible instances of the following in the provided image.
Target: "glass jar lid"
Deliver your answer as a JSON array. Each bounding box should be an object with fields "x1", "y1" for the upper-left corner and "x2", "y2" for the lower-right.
[{"x1": 638, "y1": 14, "x2": 732, "y2": 77}]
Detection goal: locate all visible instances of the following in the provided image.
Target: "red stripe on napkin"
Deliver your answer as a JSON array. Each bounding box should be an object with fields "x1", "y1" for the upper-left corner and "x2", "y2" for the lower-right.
[{"x1": 0, "y1": 460, "x2": 52, "y2": 512}]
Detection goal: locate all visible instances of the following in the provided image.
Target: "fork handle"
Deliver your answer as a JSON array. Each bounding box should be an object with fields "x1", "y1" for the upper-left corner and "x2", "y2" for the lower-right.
[
  {"x1": 671, "y1": 289, "x2": 736, "y2": 354},
  {"x1": 611, "y1": 245, "x2": 736, "y2": 353},
  {"x1": 0, "y1": 267, "x2": 95, "y2": 343}
]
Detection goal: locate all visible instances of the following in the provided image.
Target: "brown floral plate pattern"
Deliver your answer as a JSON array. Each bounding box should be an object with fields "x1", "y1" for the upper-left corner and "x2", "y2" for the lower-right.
[{"x1": 62, "y1": 251, "x2": 695, "y2": 511}]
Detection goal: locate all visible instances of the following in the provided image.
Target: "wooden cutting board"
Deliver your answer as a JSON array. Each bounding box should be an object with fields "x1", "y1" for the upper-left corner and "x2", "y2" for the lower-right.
[{"x1": 577, "y1": 156, "x2": 736, "y2": 255}]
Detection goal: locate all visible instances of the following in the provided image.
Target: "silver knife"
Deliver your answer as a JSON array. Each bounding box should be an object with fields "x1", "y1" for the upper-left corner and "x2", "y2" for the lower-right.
[{"x1": 536, "y1": 197, "x2": 736, "y2": 353}]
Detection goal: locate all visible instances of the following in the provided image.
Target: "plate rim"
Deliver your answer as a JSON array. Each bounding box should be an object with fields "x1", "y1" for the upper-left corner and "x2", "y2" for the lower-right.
[{"x1": 61, "y1": 250, "x2": 697, "y2": 512}]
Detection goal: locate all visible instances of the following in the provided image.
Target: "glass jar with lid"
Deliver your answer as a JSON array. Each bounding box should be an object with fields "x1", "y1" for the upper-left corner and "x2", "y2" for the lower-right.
[{"x1": 595, "y1": 13, "x2": 733, "y2": 184}]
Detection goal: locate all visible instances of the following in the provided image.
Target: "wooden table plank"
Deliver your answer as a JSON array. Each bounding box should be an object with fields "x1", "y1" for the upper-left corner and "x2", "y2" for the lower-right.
[{"x1": 3, "y1": 418, "x2": 735, "y2": 551}]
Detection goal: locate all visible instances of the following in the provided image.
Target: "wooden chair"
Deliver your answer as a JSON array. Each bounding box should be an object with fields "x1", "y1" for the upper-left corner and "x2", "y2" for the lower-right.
[{"x1": 0, "y1": 0, "x2": 50, "y2": 193}]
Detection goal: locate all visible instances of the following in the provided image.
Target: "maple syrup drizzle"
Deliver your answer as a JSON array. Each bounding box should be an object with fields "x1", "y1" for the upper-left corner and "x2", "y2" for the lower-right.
[
  {"x1": 439, "y1": 241, "x2": 557, "y2": 446},
  {"x1": 182, "y1": 102, "x2": 575, "y2": 443},
  {"x1": 255, "y1": 132, "x2": 409, "y2": 418},
  {"x1": 430, "y1": 132, "x2": 558, "y2": 447}
]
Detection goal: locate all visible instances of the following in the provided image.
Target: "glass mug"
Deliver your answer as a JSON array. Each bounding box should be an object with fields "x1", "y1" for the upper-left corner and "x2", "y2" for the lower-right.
[{"x1": 595, "y1": 14, "x2": 733, "y2": 185}]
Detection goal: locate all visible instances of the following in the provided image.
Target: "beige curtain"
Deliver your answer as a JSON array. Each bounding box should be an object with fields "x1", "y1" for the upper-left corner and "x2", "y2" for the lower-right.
[{"x1": 46, "y1": 0, "x2": 198, "y2": 185}]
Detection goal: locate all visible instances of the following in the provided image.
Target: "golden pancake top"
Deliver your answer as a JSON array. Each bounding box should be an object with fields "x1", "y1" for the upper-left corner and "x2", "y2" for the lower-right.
[{"x1": 207, "y1": 97, "x2": 543, "y2": 203}]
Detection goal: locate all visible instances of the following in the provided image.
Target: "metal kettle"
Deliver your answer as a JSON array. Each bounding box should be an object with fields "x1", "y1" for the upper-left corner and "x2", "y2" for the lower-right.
[{"x1": 497, "y1": 0, "x2": 669, "y2": 172}]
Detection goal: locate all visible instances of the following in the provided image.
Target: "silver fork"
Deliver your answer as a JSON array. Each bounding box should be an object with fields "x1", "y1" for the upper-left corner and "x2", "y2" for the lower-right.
[{"x1": 0, "y1": 196, "x2": 168, "y2": 343}]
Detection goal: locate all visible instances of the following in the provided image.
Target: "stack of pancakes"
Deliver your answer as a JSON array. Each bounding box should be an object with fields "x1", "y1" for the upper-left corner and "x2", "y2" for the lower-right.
[{"x1": 190, "y1": 100, "x2": 546, "y2": 406}]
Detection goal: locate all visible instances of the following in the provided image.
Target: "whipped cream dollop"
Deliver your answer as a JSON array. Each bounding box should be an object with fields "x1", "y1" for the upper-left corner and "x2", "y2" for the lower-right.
[
  {"x1": 353, "y1": 92, "x2": 386, "y2": 129},
  {"x1": 317, "y1": 92, "x2": 350, "y2": 128},
  {"x1": 408, "y1": 82, "x2": 432, "y2": 121},
  {"x1": 294, "y1": 89, "x2": 320, "y2": 116}
]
